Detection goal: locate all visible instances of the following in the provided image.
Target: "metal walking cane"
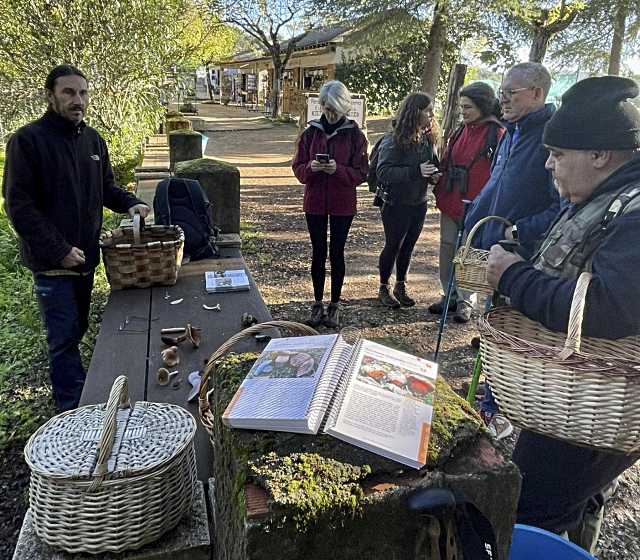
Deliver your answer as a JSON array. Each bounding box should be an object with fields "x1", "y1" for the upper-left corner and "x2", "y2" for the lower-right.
[{"x1": 433, "y1": 199, "x2": 472, "y2": 362}]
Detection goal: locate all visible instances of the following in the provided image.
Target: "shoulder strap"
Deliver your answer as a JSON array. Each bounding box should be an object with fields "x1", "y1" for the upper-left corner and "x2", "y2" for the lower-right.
[
  {"x1": 571, "y1": 181, "x2": 640, "y2": 267},
  {"x1": 468, "y1": 122, "x2": 501, "y2": 170},
  {"x1": 153, "y1": 178, "x2": 172, "y2": 224}
]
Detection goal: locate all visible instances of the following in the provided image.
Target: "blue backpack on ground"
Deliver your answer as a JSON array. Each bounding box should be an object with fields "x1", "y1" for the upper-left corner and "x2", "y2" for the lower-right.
[{"x1": 153, "y1": 177, "x2": 219, "y2": 260}]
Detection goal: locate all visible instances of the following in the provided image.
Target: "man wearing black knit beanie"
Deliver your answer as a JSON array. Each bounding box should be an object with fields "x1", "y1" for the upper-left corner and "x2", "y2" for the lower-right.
[{"x1": 486, "y1": 75, "x2": 640, "y2": 553}]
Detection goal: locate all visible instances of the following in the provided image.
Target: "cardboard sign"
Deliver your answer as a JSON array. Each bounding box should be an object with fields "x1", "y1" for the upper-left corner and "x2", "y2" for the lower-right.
[{"x1": 307, "y1": 96, "x2": 365, "y2": 128}]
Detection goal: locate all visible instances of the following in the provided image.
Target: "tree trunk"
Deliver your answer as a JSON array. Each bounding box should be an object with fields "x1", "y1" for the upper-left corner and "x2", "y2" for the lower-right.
[
  {"x1": 205, "y1": 64, "x2": 214, "y2": 101},
  {"x1": 439, "y1": 63, "x2": 467, "y2": 154},
  {"x1": 529, "y1": 31, "x2": 550, "y2": 62},
  {"x1": 421, "y1": 2, "x2": 448, "y2": 98},
  {"x1": 608, "y1": 0, "x2": 628, "y2": 75},
  {"x1": 271, "y1": 61, "x2": 283, "y2": 119}
]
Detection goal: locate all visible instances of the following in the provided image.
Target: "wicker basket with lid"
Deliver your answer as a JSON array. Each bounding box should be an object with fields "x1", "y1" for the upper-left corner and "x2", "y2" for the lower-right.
[{"x1": 24, "y1": 376, "x2": 197, "y2": 554}]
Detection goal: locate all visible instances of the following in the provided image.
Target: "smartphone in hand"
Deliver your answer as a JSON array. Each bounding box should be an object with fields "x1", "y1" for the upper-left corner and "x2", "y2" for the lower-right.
[{"x1": 315, "y1": 153, "x2": 330, "y2": 164}]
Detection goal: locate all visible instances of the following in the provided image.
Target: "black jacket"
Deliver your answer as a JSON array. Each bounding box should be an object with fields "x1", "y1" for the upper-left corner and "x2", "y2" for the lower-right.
[
  {"x1": 376, "y1": 133, "x2": 438, "y2": 206},
  {"x1": 3, "y1": 110, "x2": 141, "y2": 273}
]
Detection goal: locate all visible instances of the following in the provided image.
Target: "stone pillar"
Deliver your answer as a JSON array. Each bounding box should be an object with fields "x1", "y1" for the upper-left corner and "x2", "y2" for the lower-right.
[
  {"x1": 165, "y1": 116, "x2": 192, "y2": 142},
  {"x1": 209, "y1": 354, "x2": 521, "y2": 560},
  {"x1": 175, "y1": 158, "x2": 240, "y2": 234},
  {"x1": 169, "y1": 130, "x2": 204, "y2": 172}
]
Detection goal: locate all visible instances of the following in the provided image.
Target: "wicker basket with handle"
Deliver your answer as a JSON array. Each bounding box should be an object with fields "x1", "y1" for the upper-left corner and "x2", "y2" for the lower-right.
[
  {"x1": 198, "y1": 320, "x2": 319, "y2": 437},
  {"x1": 479, "y1": 272, "x2": 640, "y2": 452},
  {"x1": 453, "y1": 215, "x2": 512, "y2": 295},
  {"x1": 100, "y1": 212, "x2": 184, "y2": 290},
  {"x1": 24, "y1": 376, "x2": 197, "y2": 554}
]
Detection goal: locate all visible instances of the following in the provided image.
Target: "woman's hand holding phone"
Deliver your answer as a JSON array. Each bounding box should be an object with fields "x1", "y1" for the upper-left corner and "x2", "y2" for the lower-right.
[{"x1": 420, "y1": 162, "x2": 439, "y2": 178}]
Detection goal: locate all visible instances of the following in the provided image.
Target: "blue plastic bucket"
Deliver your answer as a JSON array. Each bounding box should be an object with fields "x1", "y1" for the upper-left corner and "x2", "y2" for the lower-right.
[{"x1": 509, "y1": 524, "x2": 595, "y2": 560}]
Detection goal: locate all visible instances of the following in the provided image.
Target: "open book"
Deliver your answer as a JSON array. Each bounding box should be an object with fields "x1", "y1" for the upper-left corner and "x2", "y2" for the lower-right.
[
  {"x1": 205, "y1": 269, "x2": 250, "y2": 293},
  {"x1": 222, "y1": 334, "x2": 438, "y2": 469}
]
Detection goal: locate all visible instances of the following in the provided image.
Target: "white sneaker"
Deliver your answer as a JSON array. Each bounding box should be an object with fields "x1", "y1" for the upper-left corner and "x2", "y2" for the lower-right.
[{"x1": 488, "y1": 414, "x2": 514, "y2": 440}]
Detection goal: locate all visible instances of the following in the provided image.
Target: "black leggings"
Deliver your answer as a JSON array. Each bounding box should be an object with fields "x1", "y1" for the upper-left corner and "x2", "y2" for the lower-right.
[
  {"x1": 379, "y1": 202, "x2": 427, "y2": 284},
  {"x1": 305, "y1": 213, "x2": 354, "y2": 303}
]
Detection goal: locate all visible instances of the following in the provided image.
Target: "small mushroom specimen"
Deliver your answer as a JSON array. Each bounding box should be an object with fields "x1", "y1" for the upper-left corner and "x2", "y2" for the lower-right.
[
  {"x1": 161, "y1": 332, "x2": 188, "y2": 346},
  {"x1": 161, "y1": 346, "x2": 180, "y2": 367},
  {"x1": 156, "y1": 368, "x2": 178, "y2": 386},
  {"x1": 186, "y1": 323, "x2": 202, "y2": 348}
]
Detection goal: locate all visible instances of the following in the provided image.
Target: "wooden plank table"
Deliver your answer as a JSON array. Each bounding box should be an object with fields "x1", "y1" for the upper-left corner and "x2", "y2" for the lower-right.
[{"x1": 81, "y1": 250, "x2": 272, "y2": 480}]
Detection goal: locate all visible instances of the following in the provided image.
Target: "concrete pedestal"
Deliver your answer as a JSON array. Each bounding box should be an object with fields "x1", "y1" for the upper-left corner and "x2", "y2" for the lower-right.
[
  {"x1": 169, "y1": 130, "x2": 204, "y2": 172},
  {"x1": 175, "y1": 158, "x2": 240, "y2": 235}
]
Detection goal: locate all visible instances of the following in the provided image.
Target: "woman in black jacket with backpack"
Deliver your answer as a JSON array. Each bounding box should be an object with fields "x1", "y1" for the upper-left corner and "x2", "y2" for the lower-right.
[{"x1": 376, "y1": 92, "x2": 441, "y2": 308}]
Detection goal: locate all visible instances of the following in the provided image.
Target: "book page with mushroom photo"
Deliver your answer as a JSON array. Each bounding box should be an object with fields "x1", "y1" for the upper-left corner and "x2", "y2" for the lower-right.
[
  {"x1": 222, "y1": 334, "x2": 341, "y2": 433},
  {"x1": 324, "y1": 339, "x2": 438, "y2": 469}
]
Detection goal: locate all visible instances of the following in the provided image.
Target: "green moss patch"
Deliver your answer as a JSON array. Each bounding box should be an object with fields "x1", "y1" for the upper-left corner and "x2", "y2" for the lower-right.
[
  {"x1": 176, "y1": 157, "x2": 238, "y2": 175},
  {"x1": 250, "y1": 452, "x2": 370, "y2": 529}
]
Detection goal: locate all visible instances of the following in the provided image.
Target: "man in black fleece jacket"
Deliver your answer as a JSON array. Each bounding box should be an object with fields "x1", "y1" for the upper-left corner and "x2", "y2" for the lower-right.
[
  {"x1": 486, "y1": 76, "x2": 640, "y2": 553},
  {"x1": 2, "y1": 64, "x2": 149, "y2": 411}
]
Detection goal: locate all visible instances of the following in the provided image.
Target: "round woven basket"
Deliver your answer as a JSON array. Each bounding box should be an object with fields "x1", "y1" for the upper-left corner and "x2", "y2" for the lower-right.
[
  {"x1": 479, "y1": 272, "x2": 640, "y2": 453},
  {"x1": 24, "y1": 376, "x2": 197, "y2": 553},
  {"x1": 199, "y1": 320, "x2": 319, "y2": 436},
  {"x1": 100, "y1": 213, "x2": 184, "y2": 290},
  {"x1": 454, "y1": 215, "x2": 512, "y2": 295}
]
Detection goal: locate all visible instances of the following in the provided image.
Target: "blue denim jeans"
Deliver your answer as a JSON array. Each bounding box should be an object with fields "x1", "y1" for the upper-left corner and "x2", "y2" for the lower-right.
[{"x1": 34, "y1": 273, "x2": 94, "y2": 411}]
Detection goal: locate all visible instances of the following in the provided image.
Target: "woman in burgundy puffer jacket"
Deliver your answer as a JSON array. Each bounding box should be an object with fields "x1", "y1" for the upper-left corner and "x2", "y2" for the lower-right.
[{"x1": 292, "y1": 80, "x2": 368, "y2": 328}]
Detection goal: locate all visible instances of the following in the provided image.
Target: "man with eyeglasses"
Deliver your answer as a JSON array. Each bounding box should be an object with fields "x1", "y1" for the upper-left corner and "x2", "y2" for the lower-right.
[
  {"x1": 464, "y1": 62, "x2": 561, "y2": 440},
  {"x1": 465, "y1": 62, "x2": 560, "y2": 257}
]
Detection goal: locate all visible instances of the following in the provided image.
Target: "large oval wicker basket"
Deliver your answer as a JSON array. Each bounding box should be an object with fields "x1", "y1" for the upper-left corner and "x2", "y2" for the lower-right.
[
  {"x1": 479, "y1": 272, "x2": 640, "y2": 453},
  {"x1": 100, "y1": 213, "x2": 184, "y2": 290},
  {"x1": 454, "y1": 215, "x2": 512, "y2": 295},
  {"x1": 198, "y1": 320, "x2": 319, "y2": 436},
  {"x1": 24, "y1": 376, "x2": 197, "y2": 554}
]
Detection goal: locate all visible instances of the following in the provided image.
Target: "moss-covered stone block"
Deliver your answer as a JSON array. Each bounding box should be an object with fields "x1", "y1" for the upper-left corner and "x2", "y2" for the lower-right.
[
  {"x1": 211, "y1": 353, "x2": 521, "y2": 560},
  {"x1": 169, "y1": 130, "x2": 203, "y2": 172},
  {"x1": 165, "y1": 116, "x2": 192, "y2": 139},
  {"x1": 175, "y1": 157, "x2": 240, "y2": 234}
]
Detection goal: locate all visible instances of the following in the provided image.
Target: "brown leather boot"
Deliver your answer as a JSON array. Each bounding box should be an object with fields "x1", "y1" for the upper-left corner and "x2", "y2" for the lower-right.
[
  {"x1": 393, "y1": 282, "x2": 416, "y2": 307},
  {"x1": 307, "y1": 302, "x2": 325, "y2": 327},
  {"x1": 323, "y1": 303, "x2": 341, "y2": 328},
  {"x1": 378, "y1": 284, "x2": 400, "y2": 309}
]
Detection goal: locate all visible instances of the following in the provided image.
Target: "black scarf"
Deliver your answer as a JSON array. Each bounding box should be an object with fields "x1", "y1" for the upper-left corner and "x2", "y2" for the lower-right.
[{"x1": 320, "y1": 114, "x2": 346, "y2": 135}]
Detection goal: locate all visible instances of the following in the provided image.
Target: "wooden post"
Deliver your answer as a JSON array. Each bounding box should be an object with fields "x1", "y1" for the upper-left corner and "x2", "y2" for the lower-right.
[{"x1": 439, "y1": 63, "x2": 467, "y2": 154}]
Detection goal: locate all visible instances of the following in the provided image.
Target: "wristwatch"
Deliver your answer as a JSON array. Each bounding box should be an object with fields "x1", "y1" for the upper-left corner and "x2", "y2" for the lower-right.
[{"x1": 510, "y1": 224, "x2": 519, "y2": 242}]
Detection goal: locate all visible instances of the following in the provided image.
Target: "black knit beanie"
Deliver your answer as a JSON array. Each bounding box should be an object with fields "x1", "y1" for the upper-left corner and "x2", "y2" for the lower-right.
[
  {"x1": 543, "y1": 76, "x2": 640, "y2": 150},
  {"x1": 460, "y1": 82, "x2": 500, "y2": 118}
]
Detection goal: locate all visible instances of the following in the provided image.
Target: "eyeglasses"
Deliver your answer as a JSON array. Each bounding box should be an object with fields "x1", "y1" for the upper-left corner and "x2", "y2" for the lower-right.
[{"x1": 498, "y1": 86, "x2": 535, "y2": 99}]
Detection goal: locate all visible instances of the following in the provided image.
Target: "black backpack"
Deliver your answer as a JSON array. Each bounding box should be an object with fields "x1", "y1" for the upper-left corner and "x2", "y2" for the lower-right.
[
  {"x1": 153, "y1": 177, "x2": 219, "y2": 260},
  {"x1": 366, "y1": 135, "x2": 386, "y2": 193}
]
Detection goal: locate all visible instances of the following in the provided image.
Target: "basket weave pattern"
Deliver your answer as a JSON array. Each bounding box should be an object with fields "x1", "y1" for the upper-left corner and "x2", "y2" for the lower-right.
[
  {"x1": 454, "y1": 215, "x2": 511, "y2": 295},
  {"x1": 100, "y1": 214, "x2": 184, "y2": 290},
  {"x1": 199, "y1": 320, "x2": 319, "y2": 436},
  {"x1": 479, "y1": 272, "x2": 640, "y2": 453},
  {"x1": 25, "y1": 376, "x2": 198, "y2": 553}
]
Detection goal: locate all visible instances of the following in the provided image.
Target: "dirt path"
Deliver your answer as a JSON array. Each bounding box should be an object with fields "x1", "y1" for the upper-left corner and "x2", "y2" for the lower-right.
[{"x1": 203, "y1": 104, "x2": 639, "y2": 559}]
